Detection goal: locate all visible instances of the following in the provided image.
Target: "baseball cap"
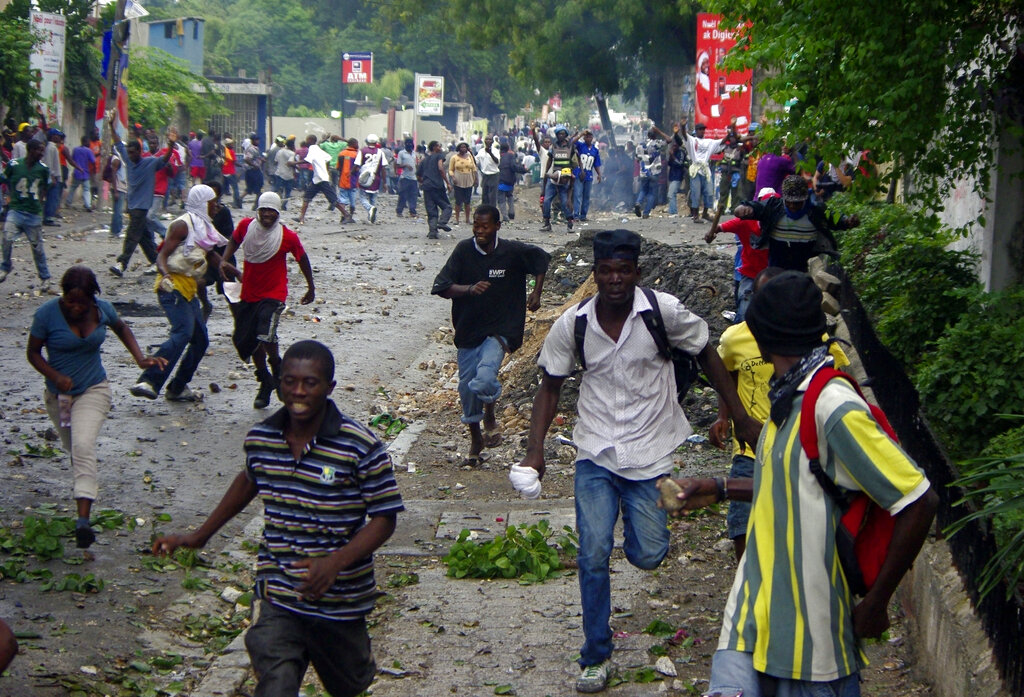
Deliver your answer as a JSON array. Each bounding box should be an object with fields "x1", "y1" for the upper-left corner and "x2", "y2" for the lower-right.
[
  {"x1": 366, "y1": 133, "x2": 379, "y2": 144},
  {"x1": 593, "y1": 229, "x2": 642, "y2": 263}
]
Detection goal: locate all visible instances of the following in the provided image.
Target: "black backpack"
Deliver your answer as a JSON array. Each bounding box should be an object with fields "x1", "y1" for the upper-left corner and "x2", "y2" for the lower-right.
[{"x1": 573, "y1": 287, "x2": 703, "y2": 404}]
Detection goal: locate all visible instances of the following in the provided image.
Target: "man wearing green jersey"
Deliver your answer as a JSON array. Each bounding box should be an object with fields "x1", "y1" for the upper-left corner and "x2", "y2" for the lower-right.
[{"x1": 1, "y1": 139, "x2": 54, "y2": 292}]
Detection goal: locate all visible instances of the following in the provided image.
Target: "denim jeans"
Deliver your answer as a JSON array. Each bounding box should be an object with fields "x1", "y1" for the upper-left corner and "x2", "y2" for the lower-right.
[
  {"x1": 575, "y1": 459, "x2": 670, "y2": 667},
  {"x1": 708, "y1": 649, "x2": 862, "y2": 697},
  {"x1": 667, "y1": 178, "x2": 683, "y2": 214},
  {"x1": 542, "y1": 180, "x2": 572, "y2": 221},
  {"x1": 396, "y1": 178, "x2": 418, "y2": 215},
  {"x1": 360, "y1": 189, "x2": 378, "y2": 212},
  {"x1": 339, "y1": 187, "x2": 359, "y2": 211},
  {"x1": 273, "y1": 176, "x2": 294, "y2": 209},
  {"x1": 497, "y1": 189, "x2": 515, "y2": 221},
  {"x1": 457, "y1": 336, "x2": 505, "y2": 423},
  {"x1": 690, "y1": 172, "x2": 713, "y2": 210},
  {"x1": 735, "y1": 275, "x2": 755, "y2": 323},
  {"x1": 726, "y1": 454, "x2": 755, "y2": 538},
  {"x1": 165, "y1": 170, "x2": 187, "y2": 209},
  {"x1": 223, "y1": 173, "x2": 242, "y2": 208},
  {"x1": 141, "y1": 290, "x2": 209, "y2": 394},
  {"x1": 635, "y1": 177, "x2": 656, "y2": 216},
  {"x1": 147, "y1": 196, "x2": 166, "y2": 239},
  {"x1": 2, "y1": 209, "x2": 50, "y2": 279},
  {"x1": 422, "y1": 187, "x2": 452, "y2": 235},
  {"x1": 573, "y1": 177, "x2": 593, "y2": 220},
  {"x1": 110, "y1": 192, "x2": 125, "y2": 237},
  {"x1": 44, "y1": 180, "x2": 62, "y2": 221},
  {"x1": 65, "y1": 177, "x2": 92, "y2": 209}
]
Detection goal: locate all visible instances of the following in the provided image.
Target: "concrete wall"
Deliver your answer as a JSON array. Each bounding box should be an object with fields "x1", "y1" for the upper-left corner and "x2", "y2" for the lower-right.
[
  {"x1": 143, "y1": 18, "x2": 205, "y2": 75},
  {"x1": 939, "y1": 121, "x2": 1024, "y2": 291}
]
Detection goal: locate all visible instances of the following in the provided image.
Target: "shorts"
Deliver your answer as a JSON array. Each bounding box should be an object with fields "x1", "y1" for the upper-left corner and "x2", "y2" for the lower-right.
[
  {"x1": 726, "y1": 454, "x2": 755, "y2": 539},
  {"x1": 190, "y1": 165, "x2": 205, "y2": 180},
  {"x1": 453, "y1": 185, "x2": 473, "y2": 206},
  {"x1": 303, "y1": 180, "x2": 340, "y2": 205},
  {"x1": 231, "y1": 299, "x2": 285, "y2": 362}
]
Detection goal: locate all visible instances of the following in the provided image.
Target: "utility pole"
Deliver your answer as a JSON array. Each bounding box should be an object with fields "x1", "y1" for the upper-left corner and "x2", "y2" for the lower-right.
[{"x1": 100, "y1": 0, "x2": 127, "y2": 207}]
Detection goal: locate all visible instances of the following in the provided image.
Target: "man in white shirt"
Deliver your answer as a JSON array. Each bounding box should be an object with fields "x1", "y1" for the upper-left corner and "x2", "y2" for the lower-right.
[
  {"x1": 517, "y1": 229, "x2": 760, "y2": 694},
  {"x1": 297, "y1": 135, "x2": 347, "y2": 225},
  {"x1": 678, "y1": 122, "x2": 726, "y2": 223},
  {"x1": 475, "y1": 135, "x2": 500, "y2": 207}
]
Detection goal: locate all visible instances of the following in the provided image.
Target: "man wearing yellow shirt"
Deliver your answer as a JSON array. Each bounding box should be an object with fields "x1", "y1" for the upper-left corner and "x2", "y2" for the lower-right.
[
  {"x1": 710, "y1": 266, "x2": 848, "y2": 559},
  {"x1": 129, "y1": 185, "x2": 227, "y2": 402}
]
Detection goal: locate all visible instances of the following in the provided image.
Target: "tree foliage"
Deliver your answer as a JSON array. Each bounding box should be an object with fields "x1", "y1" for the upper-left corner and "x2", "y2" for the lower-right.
[
  {"x1": 706, "y1": 0, "x2": 1023, "y2": 212},
  {"x1": 123, "y1": 47, "x2": 227, "y2": 131},
  {"x1": 0, "y1": 16, "x2": 40, "y2": 120}
]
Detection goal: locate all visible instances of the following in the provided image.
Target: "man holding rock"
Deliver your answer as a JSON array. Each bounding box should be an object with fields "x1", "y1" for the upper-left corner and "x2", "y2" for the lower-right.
[{"x1": 514, "y1": 229, "x2": 760, "y2": 693}]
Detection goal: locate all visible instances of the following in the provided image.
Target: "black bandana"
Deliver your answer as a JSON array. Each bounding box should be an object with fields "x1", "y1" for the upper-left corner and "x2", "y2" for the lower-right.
[{"x1": 767, "y1": 345, "x2": 833, "y2": 426}]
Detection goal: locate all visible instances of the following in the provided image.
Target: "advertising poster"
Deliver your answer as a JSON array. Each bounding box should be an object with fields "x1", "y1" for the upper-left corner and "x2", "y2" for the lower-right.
[
  {"x1": 415, "y1": 74, "x2": 444, "y2": 116},
  {"x1": 694, "y1": 13, "x2": 752, "y2": 138},
  {"x1": 342, "y1": 52, "x2": 373, "y2": 84},
  {"x1": 29, "y1": 11, "x2": 67, "y2": 125}
]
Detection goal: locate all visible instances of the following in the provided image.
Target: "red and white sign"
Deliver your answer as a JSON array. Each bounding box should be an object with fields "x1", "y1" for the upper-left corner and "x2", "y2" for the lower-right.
[
  {"x1": 342, "y1": 52, "x2": 373, "y2": 84},
  {"x1": 548, "y1": 93, "x2": 562, "y2": 111},
  {"x1": 694, "y1": 14, "x2": 753, "y2": 139}
]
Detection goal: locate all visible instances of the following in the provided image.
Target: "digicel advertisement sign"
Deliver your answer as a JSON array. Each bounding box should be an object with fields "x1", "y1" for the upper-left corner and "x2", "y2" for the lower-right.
[{"x1": 342, "y1": 52, "x2": 373, "y2": 84}]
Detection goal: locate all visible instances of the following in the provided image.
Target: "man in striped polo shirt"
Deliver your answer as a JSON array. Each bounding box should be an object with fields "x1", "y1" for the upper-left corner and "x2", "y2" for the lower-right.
[
  {"x1": 153, "y1": 340, "x2": 403, "y2": 697},
  {"x1": 663, "y1": 272, "x2": 937, "y2": 697}
]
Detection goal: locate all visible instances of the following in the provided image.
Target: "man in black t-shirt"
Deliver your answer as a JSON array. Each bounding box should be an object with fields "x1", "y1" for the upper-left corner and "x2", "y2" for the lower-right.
[
  {"x1": 431, "y1": 204, "x2": 550, "y2": 464},
  {"x1": 417, "y1": 141, "x2": 454, "y2": 239}
]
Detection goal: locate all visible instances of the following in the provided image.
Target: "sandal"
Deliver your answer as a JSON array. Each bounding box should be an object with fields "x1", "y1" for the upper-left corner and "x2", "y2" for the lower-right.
[
  {"x1": 461, "y1": 453, "x2": 490, "y2": 467},
  {"x1": 482, "y1": 428, "x2": 503, "y2": 448}
]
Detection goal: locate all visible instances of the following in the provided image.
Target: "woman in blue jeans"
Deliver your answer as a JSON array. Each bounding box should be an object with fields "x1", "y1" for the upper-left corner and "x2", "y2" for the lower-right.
[{"x1": 130, "y1": 185, "x2": 227, "y2": 402}]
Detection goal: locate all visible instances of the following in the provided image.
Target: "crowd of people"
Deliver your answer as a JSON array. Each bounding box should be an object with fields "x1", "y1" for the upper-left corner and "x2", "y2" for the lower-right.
[{"x1": 1, "y1": 104, "x2": 927, "y2": 697}]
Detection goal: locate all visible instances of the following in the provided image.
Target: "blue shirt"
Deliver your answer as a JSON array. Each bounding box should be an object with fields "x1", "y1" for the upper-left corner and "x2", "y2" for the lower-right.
[
  {"x1": 30, "y1": 297, "x2": 120, "y2": 395},
  {"x1": 115, "y1": 141, "x2": 166, "y2": 211},
  {"x1": 574, "y1": 142, "x2": 602, "y2": 182}
]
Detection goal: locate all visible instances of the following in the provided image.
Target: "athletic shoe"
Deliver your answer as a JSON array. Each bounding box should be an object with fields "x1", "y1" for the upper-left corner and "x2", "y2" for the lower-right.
[
  {"x1": 540, "y1": 222, "x2": 552, "y2": 232},
  {"x1": 130, "y1": 381, "x2": 158, "y2": 399},
  {"x1": 576, "y1": 660, "x2": 613, "y2": 693},
  {"x1": 0, "y1": 270, "x2": 8, "y2": 283},
  {"x1": 369, "y1": 206, "x2": 378, "y2": 223},
  {"x1": 634, "y1": 204, "x2": 641, "y2": 217},
  {"x1": 567, "y1": 219, "x2": 574, "y2": 231},
  {"x1": 110, "y1": 261, "x2": 126, "y2": 277},
  {"x1": 143, "y1": 264, "x2": 158, "y2": 275},
  {"x1": 253, "y1": 373, "x2": 278, "y2": 409},
  {"x1": 40, "y1": 280, "x2": 59, "y2": 295},
  {"x1": 166, "y1": 385, "x2": 199, "y2": 402},
  {"x1": 438, "y1": 224, "x2": 452, "y2": 232},
  {"x1": 642, "y1": 213, "x2": 650, "y2": 219}
]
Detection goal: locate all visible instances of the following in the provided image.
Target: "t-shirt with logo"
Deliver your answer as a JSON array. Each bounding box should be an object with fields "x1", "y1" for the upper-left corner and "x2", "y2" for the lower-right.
[
  {"x1": 573, "y1": 142, "x2": 602, "y2": 182},
  {"x1": 431, "y1": 237, "x2": 550, "y2": 351},
  {"x1": 1, "y1": 158, "x2": 50, "y2": 215}
]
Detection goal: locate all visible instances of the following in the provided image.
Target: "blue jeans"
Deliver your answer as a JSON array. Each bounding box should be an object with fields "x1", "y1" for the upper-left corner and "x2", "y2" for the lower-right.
[
  {"x1": 735, "y1": 275, "x2": 755, "y2": 323},
  {"x1": 397, "y1": 178, "x2": 418, "y2": 215},
  {"x1": 573, "y1": 177, "x2": 593, "y2": 220},
  {"x1": 273, "y1": 176, "x2": 294, "y2": 210},
  {"x1": 141, "y1": 290, "x2": 209, "y2": 394},
  {"x1": 147, "y1": 196, "x2": 166, "y2": 239},
  {"x1": 635, "y1": 177, "x2": 656, "y2": 216},
  {"x1": 709, "y1": 649, "x2": 861, "y2": 697},
  {"x1": 110, "y1": 192, "x2": 125, "y2": 237},
  {"x1": 456, "y1": 336, "x2": 505, "y2": 423},
  {"x1": 542, "y1": 180, "x2": 572, "y2": 221},
  {"x1": 690, "y1": 172, "x2": 713, "y2": 210},
  {"x1": 726, "y1": 454, "x2": 755, "y2": 539},
  {"x1": 44, "y1": 180, "x2": 62, "y2": 222},
  {"x1": 360, "y1": 189, "x2": 378, "y2": 212},
  {"x1": 223, "y1": 173, "x2": 242, "y2": 208},
  {"x1": 2, "y1": 209, "x2": 50, "y2": 279},
  {"x1": 575, "y1": 459, "x2": 670, "y2": 667},
  {"x1": 65, "y1": 177, "x2": 92, "y2": 209},
  {"x1": 422, "y1": 187, "x2": 451, "y2": 235},
  {"x1": 340, "y1": 188, "x2": 359, "y2": 211},
  {"x1": 165, "y1": 170, "x2": 187, "y2": 208},
  {"x1": 667, "y1": 178, "x2": 683, "y2": 214}
]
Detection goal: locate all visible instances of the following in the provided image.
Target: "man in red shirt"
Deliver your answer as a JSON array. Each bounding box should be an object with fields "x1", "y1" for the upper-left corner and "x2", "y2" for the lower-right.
[
  {"x1": 149, "y1": 134, "x2": 183, "y2": 240},
  {"x1": 220, "y1": 191, "x2": 315, "y2": 408},
  {"x1": 705, "y1": 187, "x2": 775, "y2": 322}
]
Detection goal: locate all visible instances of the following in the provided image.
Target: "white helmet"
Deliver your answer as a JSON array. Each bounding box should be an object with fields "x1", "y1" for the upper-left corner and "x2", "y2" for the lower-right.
[{"x1": 366, "y1": 133, "x2": 379, "y2": 144}]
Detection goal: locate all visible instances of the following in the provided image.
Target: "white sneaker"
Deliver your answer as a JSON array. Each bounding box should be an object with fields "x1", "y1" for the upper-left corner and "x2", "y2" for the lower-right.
[
  {"x1": 109, "y1": 261, "x2": 126, "y2": 277},
  {"x1": 143, "y1": 264, "x2": 158, "y2": 275},
  {"x1": 369, "y1": 206, "x2": 378, "y2": 223},
  {"x1": 130, "y1": 381, "x2": 158, "y2": 399},
  {"x1": 576, "y1": 660, "x2": 613, "y2": 693}
]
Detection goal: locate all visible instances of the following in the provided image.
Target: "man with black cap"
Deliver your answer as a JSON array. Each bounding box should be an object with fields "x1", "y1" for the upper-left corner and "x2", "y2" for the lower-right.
[
  {"x1": 432, "y1": 204, "x2": 549, "y2": 465},
  {"x1": 662, "y1": 271, "x2": 937, "y2": 697},
  {"x1": 732, "y1": 173, "x2": 860, "y2": 272},
  {"x1": 516, "y1": 229, "x2": 761, "y2": 694}
]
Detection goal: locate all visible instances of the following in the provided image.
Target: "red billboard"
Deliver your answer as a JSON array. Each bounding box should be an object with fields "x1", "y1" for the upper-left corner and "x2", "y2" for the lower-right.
[
  {"x1": 342, "y1": 51, "x2": 373, "y2": 84},
  {"x1": 694, "y1": 14, "x2": 752, "y2": 138}
]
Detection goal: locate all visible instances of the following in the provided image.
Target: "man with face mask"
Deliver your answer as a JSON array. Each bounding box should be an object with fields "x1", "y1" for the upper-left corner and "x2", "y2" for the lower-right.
[
  {"x1": 732, "y1": 174, "x2": 860, "y2": 272},
  {"x1": 220, "y1": 192, "x2": 316, "y2": 409},
  {"x1": 540, "y1": 126, "x2": 580, "y2": 232}
]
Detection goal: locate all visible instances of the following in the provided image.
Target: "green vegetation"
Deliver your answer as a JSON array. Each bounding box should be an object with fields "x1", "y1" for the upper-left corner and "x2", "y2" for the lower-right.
[
  {"x1": 123, "y1": 47, "x2": 228, "y2": 131},
  {"x1": 442, "y1": 520, "x2": 577, "y2": 584}
]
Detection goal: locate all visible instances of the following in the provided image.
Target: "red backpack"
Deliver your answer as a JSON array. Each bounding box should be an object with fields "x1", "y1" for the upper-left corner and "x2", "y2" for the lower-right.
[{"x1": 800, "y1": 367, "x2": 896, "y2": 597}]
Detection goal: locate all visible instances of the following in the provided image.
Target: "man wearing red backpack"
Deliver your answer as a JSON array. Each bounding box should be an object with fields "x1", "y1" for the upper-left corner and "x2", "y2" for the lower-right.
[{"x1": 663, "y1": 271, "x2": 937, "y2": 697}]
